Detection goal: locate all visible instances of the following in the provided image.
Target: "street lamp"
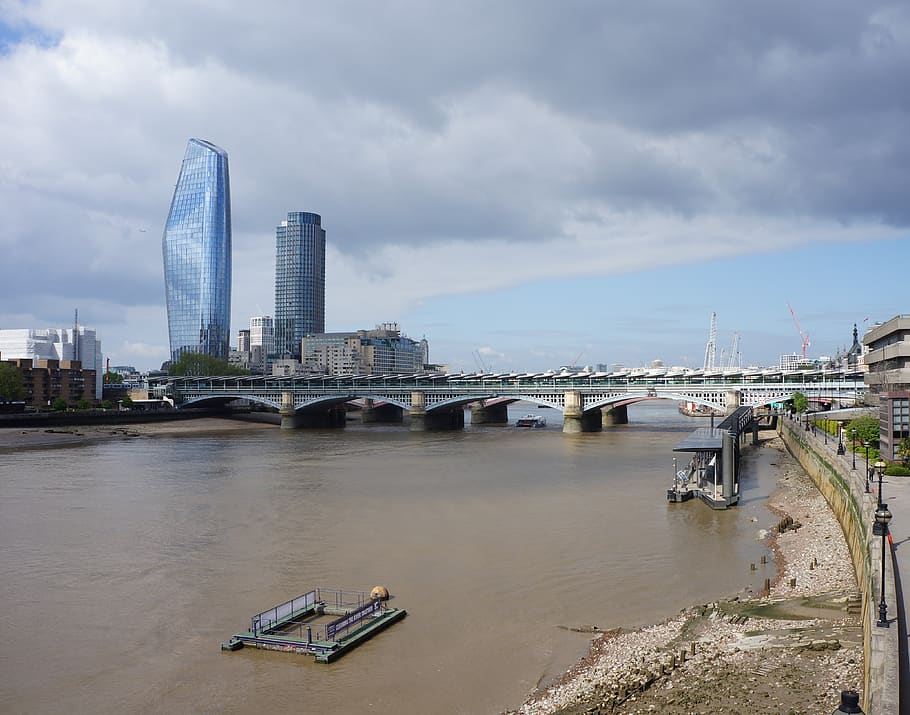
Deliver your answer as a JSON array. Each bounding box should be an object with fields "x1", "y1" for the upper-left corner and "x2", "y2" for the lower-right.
[
  {"x1": 824, "y1": 418, "x2": 828, "y2": 445},
  {"x1": 864, "y1": 442, "x2": 870, "y2": 492},
  {"x1": 874, "y1": 459, "x2": 886, "y2": 510},
  {"x1": 832, "y1": 689, "x2": 864, "y2": 714},
  {"x1": 805, "y1": 414, "x2": 810, "y2": 432},
  {"x1": 875, "y1": 501, "x2": 893, "y2": 628},
  {"x1": 850, "y1": 429, "x2": 856, "y2": 470}
]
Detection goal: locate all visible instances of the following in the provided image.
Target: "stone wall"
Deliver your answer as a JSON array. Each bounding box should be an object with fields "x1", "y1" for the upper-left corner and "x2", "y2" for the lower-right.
[{"x1": 779, "y1": 416, "x2": 900, "y2": 714}]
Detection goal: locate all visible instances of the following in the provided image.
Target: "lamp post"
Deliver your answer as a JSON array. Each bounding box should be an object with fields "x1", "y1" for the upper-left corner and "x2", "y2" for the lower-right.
[
  {"x1": 875, "y1": 500, "x2": 893, "y2": 628},
  {"x1": 864, "y1": 442, "x2": 870, "y2": 492},
  {"x1": 805, "y1": 414, "x2": 810, "y2": 432},
  {"x1": 832, "y1": 689, "x2": 864, "y2": 713},
  {"x1": 874, "y1": 459, "x2": 886, "y2": 510},
  {"x1": 850, "y1": 429, "x2": 856, "y2": 470},
  {"x1": 824, "y1": 418, "x2": 828, "y2": 445}
]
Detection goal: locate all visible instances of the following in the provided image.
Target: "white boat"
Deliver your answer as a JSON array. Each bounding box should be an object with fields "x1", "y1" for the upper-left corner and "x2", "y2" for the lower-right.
[{"x1": 516, "y1": 414, "x2": 547, "y2": 428}]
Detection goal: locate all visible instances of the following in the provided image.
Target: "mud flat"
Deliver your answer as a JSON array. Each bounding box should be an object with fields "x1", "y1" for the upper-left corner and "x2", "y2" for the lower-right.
[{"x1": 508, "y1": 436, "x2": 863, "y2": 715}]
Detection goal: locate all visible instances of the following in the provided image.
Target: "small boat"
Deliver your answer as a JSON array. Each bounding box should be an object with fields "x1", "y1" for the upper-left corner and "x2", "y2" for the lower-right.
[{"x1": 516, "y1": 414, "x2": 546, "y2": 428}]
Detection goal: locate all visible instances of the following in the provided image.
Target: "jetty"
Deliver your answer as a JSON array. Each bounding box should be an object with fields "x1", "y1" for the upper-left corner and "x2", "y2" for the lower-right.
[{"x1": 222, "y1": 587, "x2": 406, "y2": 663}]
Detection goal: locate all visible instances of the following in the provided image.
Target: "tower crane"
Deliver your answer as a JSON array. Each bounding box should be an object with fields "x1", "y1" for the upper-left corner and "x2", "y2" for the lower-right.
[
  {"x1": 703, "y1": 312, "x2": 717, "y2": 370},
  {"x1": 787, "y1": 303, "x2": 811, "y2": 359}
]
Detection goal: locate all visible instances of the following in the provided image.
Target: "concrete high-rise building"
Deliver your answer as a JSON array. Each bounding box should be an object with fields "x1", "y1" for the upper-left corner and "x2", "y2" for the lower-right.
[
  {"x1": 274, "y1": 212, "x2": 325, "y2": 359},
  {"x1": 249, "y1": 316, "x2": 274, "y2": 375},
  {"x1": 301, "y1": 323, "x2": 425, "y2": 375},
  {"x1": 0, "y1": 327, "x2": 103, "y2": 399},
  {"x1": 162, "y1": 138, "x2": 232, "y2": 364}
]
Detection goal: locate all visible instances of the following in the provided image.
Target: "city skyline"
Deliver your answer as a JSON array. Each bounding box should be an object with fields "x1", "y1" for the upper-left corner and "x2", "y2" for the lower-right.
[{"x1": 1, "y1": 3, "x2": 907, "y2": 372}]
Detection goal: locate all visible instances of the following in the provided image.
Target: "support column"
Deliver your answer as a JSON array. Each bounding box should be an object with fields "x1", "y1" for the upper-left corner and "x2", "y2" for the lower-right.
[
  {"x1": 409, "y1": 391, "x2": 427, "y2": 432},
  {"x1": 724, "y1": 390, "x2": 742, "y2": 415},
  {"x1": 602, "y1": 404, "x2": 629, "y2": 427},
  {"x1": 471, "y1": 401, "x2": 509, "y2": 425},
  {"x1": 722, "y1": 430, "x2": 735, "y2": 500},
  {"x1": 279, "y1": 391, "x2": 300, "y2": 430},
  {"x1": 563, "y1": 391, "x2": 583, "y2": 433}
]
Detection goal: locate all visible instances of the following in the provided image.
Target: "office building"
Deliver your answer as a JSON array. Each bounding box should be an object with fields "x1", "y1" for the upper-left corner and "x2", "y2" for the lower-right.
[
  {"x1": 162, "y1": 138, "x2": 232, "y2": 363},
  {"x1": 0, "y1": 355, "x2": 96, "y2": 408},
  {"x1": 0, "y1": 327, "x2": 103, "y2": 400},
  {"x1": 863, "y1": 315, "x2": 910, "y2": 461},
  {"x1": 274, "y1": 212, "x2": 325, "y2": 358},
  {"x1": 301, "y1": 323, "x2": 426, "y2": 375},
  {"x1": 250, "y1": 316, "x2": 274, "y2": 374}
]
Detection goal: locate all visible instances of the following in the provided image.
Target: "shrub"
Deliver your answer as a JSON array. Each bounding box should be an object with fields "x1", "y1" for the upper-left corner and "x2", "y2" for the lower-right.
[{"x1": 884, "y1": 464, "x2": 910, "y2": 477}]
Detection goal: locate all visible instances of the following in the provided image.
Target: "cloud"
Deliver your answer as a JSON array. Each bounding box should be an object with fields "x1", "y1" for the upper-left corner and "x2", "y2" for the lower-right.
[{"x1": 0, "y1": 1, "x2": 907, "y2": 370}]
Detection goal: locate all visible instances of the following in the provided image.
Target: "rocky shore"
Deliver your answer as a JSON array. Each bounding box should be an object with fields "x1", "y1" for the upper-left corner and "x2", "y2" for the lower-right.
[{"x1": 509, "y1": 437, "x2": 863, "y2": 715}]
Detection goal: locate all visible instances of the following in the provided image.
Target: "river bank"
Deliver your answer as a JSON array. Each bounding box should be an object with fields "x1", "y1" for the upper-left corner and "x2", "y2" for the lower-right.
[
  {"x1": 0, "y1": 415, "x2": 275, "y2": 452},
  {"x1": 509, "y1": 435, "x2": 863, "y2": 715}
]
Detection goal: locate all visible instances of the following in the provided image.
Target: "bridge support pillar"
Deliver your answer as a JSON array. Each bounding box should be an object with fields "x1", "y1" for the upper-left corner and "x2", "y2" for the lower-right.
[
  {"x1": 409, "y1": 391, "x2": 427, "y2": 431},
  {"x1": 602, "y1": 404, "x2": 629, "y2": 427},
  {"x1": 471, "y1": 401, "x2": 509, "y2": 425},
  {"x1": 362, "y1": 399, "x2": 403, "y2": 424},
  {"x1": 279, "y1": 392, "x2": 300, "y2": 430},
  {"x1": 724, "y1": 390, "x2": 742, "y2": 415},
  {"x1": 563, "y1": 391, "x2": 584, "y2": 433}
]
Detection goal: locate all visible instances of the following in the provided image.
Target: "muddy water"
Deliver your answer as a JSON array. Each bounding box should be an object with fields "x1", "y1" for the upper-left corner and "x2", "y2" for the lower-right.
[{"x1": 0, "y1": 403, "x2": 781, "y2": 714}]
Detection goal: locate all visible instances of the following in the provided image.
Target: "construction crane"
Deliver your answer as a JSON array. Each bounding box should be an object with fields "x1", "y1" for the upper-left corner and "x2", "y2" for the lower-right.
[
  {"x1": 724, "y1": 332, "x2": 741, "y2": 369},
  {"x1": 787, "y1": 303, "x2": 811, "y2": 359},
  {"x1": 703, "y1": 312, "x2": 717, "y2": 370}
]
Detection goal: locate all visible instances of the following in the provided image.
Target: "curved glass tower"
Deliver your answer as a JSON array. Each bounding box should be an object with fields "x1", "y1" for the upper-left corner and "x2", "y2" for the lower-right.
[{"x1": 162, "y1": 138, "x2": 232, "y2": 363}]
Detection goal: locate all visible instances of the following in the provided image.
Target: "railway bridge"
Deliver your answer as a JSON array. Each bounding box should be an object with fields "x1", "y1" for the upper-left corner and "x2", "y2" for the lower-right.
[{"x1": 154, "y1": 367, "x2": 865, "y2": 433}]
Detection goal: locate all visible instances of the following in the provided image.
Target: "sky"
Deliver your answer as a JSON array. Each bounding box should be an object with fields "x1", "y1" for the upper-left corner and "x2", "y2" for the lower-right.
[{"x1": 0, "y1": 1, "x2": 908, "y2": 373}]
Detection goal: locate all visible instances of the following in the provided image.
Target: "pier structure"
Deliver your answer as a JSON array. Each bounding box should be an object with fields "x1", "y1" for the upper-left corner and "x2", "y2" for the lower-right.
[
  {"x1": 222, "y1": 588, "x2": 406, "y2": 663},
  {"x1": 669, "y1": 406, "x2": 757, "y2": 509}
]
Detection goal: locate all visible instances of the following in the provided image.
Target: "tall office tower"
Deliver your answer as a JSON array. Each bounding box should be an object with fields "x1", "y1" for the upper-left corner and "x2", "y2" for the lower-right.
[
  {"x1": 162, "y1": 138, "x2": 232, "y2": 364},
  {"x1": 274, "y1": 212, "x2": 325, "y2": 358}
]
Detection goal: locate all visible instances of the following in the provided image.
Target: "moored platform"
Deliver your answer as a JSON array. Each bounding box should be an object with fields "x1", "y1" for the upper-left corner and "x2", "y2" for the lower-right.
[{"x1": 222, "y1": 587, "x2": 406, "y2": 663}]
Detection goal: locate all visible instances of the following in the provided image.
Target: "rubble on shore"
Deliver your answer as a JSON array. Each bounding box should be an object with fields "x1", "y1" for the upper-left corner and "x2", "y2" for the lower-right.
[{"x1": 509, "y1": 437, "x2": 863, "y2": 715}]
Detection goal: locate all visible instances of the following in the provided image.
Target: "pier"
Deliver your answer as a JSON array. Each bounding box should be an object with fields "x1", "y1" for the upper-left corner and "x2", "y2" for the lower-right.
[
  {"x1": 668, "y1": 406, "x2": 758, "y2": 509},
  {"x1": 222, "y1": 587, "x2": 406, "y2": 663}
]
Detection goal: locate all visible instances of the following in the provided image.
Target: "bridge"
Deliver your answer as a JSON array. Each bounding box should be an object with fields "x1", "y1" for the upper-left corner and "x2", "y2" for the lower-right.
[{"x1": 154, "y1": 366, "x2": 865, "y2": 433}]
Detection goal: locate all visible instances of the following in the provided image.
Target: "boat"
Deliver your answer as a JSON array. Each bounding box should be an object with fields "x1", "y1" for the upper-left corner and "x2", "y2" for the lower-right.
[{"x1": 516, "y1": 414, "x2": 547, "y2": 428}]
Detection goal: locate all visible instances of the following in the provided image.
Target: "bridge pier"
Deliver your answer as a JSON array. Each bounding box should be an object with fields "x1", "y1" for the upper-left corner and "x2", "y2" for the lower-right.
[
  {"x1": 562, "y1": 392, "x2": 601, "y2": 433},
  {"x1": 724, "y1": 389, "x2": 742, "y2": 415},
  {"x1": 279, "y1": 392, "x2": 299, "y2": 430},
  {"x1": 409, "y1": 393, "x2": 465, "y2": 431},
  {"x1": 602, "y1": 404, "x2": 629, "y2": 427},
  {"x1": 471, "y1": 401, "x2": 509, "y2": 425},
  {"x1": 361, "y1": 399, "x2": 403, "y2": 424}
]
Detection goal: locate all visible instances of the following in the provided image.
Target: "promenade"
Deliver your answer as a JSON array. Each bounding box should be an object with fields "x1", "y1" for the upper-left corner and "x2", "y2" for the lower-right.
[{"x1": 798, "y1": 416, "x2": 909, "y2": 715}]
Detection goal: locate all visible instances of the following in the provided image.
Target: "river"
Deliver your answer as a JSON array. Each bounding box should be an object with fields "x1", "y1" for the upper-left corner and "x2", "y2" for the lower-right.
[{"x1": 0, "y1": 402, "x2": 780, "y2": 714}]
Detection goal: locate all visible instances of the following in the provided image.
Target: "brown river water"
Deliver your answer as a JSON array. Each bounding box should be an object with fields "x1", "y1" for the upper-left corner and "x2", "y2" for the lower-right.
[{"x1": 0, "y1": 402, "x2": 782, "y2": 714}]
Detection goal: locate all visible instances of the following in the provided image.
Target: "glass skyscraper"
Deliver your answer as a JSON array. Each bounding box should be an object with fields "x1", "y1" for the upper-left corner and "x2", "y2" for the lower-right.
[
  {"x1": 274, "y1": 212, "x2": 325, "y2": 358},
  {"x1": 162, "y1": 138, "x2": 232, "y2": 363}
]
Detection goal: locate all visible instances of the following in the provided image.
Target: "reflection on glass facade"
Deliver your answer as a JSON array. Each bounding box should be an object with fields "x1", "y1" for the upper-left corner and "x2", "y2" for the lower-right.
[
  {"x1": 162, "y1": 138, "x2": 232, "y2": 363},
  {"x1": 274, "y1": 212, "x2": 325, "y2": 358}
]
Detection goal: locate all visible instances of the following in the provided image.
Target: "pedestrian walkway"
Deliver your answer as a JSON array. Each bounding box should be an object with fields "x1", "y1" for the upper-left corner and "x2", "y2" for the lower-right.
[{"x1": 804, "y1": 419, "x2": 909, "y2": 714}]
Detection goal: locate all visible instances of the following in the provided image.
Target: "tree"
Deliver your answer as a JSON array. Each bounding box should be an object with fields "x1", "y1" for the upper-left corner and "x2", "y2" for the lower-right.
[
  {"x1": 846, "y1": 415, "x2": 879, "y2": 448},
  {"x1": 792, "y1": 391, "x2": 808, "y2": 414},
  {"x1": 169, "y1": 352, "x2": 249, "y2": 376},
  {"x1": 0, "y1": 363, "x2": 25, "y2": 403},
  {"x1": 99, "y1": 400, "x2": 113, "y2": 410},
  {"x1": 120, "y1": 396, "x2": 133, "y2": 409},
  {"x1": 75, "y1": 398, "x2": 92, "y2": 410},
  {"x1": 898, "y1": 436, "x2": 910, "y2": 466},
  {"x1": 103, "y1": 372, "x2": 124, "y2": 384},
  {"x1": 51, "y1": 397, "x2": 68, "y2": 411}
]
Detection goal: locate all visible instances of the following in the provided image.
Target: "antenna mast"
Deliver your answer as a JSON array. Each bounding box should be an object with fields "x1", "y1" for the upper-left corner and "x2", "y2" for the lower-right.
[{"x1": 703, "y1": 312, "x2": 717, "y2": 370}]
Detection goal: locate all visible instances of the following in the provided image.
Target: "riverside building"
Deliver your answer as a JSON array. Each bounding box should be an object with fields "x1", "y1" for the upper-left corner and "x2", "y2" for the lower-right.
[
  {"x1": 863, "y1": 314, "x2": 910, "y2": 461},
  {"x1": 301, "y1": 324, "x2": 427, "y2": 375},
  {"x1": 162, "y1": 138, "x2": 232, "y2": 363},
  {"x1": 0, "y1": 327, "x2": 103, "y2": 400},
  {"x1": 274, "y1": 212, "x2": 325, "y2": 359}
]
